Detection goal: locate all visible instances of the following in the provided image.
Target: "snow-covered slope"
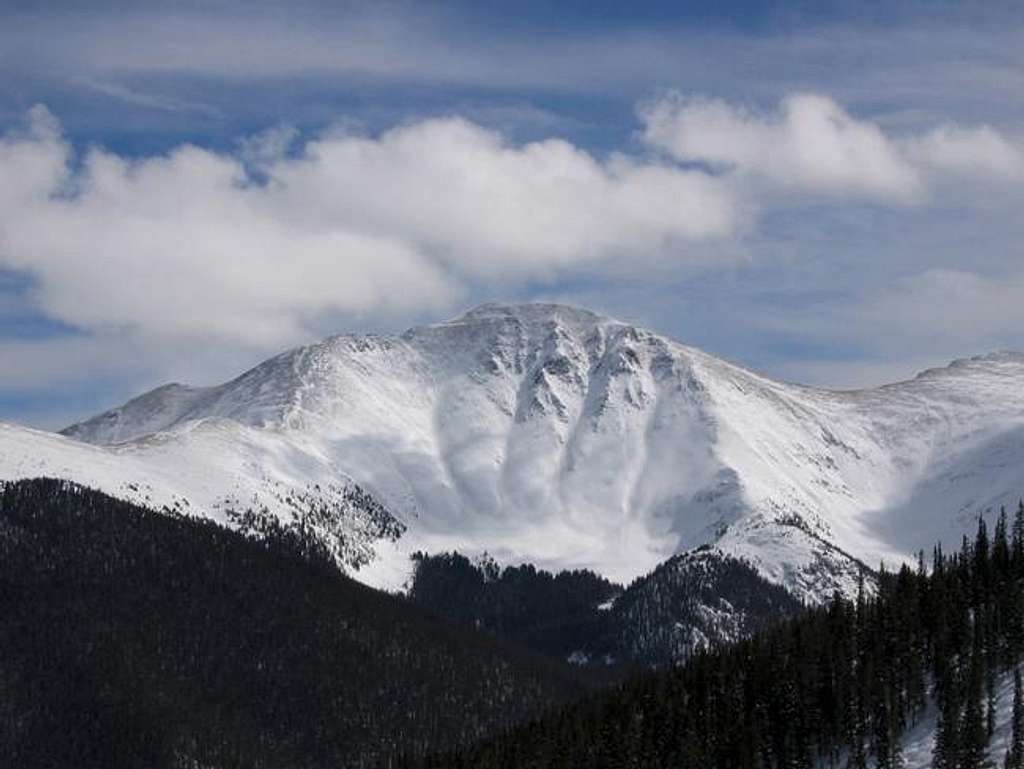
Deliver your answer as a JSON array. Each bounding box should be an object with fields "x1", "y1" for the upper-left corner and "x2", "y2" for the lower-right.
[
  {"x1": 816, "y1": 670, "x2": 1020, "y2": 769},
  {"x1": 0, "y1": 419, "x2": 406, "y2": 579},
  {"x1": 5, "y1": 303, "x2": 1024, "y2": 598}
]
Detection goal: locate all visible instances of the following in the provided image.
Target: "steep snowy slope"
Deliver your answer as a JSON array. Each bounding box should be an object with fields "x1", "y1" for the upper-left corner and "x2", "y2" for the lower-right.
[
  {"x1": 5, "y1": 303, "x2": 1024, "y2": 599},
  {"x1": 0, "y1": 421, "x2": 406, "y2": 578}
]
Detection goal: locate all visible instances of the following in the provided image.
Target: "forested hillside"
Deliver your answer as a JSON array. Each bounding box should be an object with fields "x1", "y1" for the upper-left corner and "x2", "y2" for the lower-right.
[
  {"x1": 408, "y1": 547, "x2": 804, "y2": 668},
  {"x1": 0, "y1": 478, "x2": 595, "y2": 769},
  {"x1": 592, "y1": 547, "x2": 805, "y2": 667},
  {"x1": 408, "y1": 551, "x2": 623, "y2": 661},
  {"x1": 416, "y1": 504, "x2": 1024, "y2": 769}
]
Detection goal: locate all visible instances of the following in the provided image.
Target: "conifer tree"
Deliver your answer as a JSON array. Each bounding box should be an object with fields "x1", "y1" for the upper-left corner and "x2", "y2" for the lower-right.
[
  {"x1": 996, "y1": 508, "x2": 1012, "y2": 574},
  {"x1": 1013, "y1": 501, "x2": 1024, "y2": 571},
  {"x1": 934, "y1": 676, "x2": 962, "y2": 769},
  {"x1": 963, "y1": 627, "x2": 992, "y2": 769},
  {"x1": 977, "y1": 517, "x2": 992, "y2": 600}
]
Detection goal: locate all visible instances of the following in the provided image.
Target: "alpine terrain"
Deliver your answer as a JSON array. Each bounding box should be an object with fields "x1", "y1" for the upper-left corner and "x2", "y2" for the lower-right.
[{"x1": 3, "y1": 303, "x2": 1023, "y2": 604}]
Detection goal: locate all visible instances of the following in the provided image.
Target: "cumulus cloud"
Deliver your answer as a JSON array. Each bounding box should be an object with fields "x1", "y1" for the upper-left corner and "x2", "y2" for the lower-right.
[
  {"x1": 0, "y1": 105, "x2": 737, "y2": 350},
  {"x1": 906, "y1": 124, "x2": 1024, "y2": 181},
  {"x1": 0, "y1": 110, "x2": 457, "y2": 347},
  {"x1": 278, "y1": 118, "x2": 737, "y2": 275},
  {"x1": 641, "y1": 93, "x2": 925, "y2": 202}
]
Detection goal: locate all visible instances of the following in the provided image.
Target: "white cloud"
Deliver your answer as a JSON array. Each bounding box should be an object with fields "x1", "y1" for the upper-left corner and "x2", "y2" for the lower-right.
[
  {"x1": 281, "y1": 118, "x2": 737, "y2": 275},
  {"x1": 0, "y1": 110, "x2": 458, "y2": 348},
  {"x1": 641, "y1": 93, "x2": 925, "y2": 202},
  {"x1": 640, "y1": 91, "x2": 1024, "y2": 212},
  {"x1": 906, "y1": 124, "x2": 1024, "y2": 180},
  {"x1": 238, "y1": 124, "x2": 300, "y2": 169},
  {"x1": 0, "y1": 106, "x2": 68, "y2": 203},
  {"x1": 73, "y1": 77, "x2": 222, "y2": 117},
  {"x1": 0, "y1": 105, "x2": 737, "y2": 351}
]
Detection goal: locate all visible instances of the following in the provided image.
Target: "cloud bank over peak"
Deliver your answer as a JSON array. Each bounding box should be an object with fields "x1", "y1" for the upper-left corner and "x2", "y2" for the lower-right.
[{"x1": 0, "y1": 102, "x2": 744, "y2": 350}]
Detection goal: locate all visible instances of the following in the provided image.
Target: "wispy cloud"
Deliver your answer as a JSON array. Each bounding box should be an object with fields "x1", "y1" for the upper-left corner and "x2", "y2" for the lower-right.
[
  {"x1": 5, "y1": 4, "x2": 1023, "y2": 121},
  {"x1": 72, "y1": 77, "x2": 222, "y2": 117}
]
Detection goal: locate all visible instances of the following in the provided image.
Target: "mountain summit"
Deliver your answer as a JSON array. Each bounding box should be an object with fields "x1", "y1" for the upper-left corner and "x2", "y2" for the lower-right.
[{"x1": 4, "y1": 303, "x2": 1024, "y2": 599}]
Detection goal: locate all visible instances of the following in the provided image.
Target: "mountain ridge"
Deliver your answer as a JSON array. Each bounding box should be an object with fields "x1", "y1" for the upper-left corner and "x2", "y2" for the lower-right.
[{"x1": 3, "y1": 302, "x2": 1024, "y2": 600}]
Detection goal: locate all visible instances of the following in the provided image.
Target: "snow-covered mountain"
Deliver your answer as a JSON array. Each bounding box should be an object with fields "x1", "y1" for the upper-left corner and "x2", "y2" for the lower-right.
[{"x1": 4, "y1": 302, "x2": 1024, "y2": 600}]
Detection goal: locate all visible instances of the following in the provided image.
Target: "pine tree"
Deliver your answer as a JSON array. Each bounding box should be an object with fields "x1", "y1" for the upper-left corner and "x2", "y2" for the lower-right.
[
  {"x1": 934, "y1": 695, "x2": 960, "y2": 769},
  {"x1": 1013, "y1": 501, "x2": 1024, "y2": 572},
  {"x1": 996, "y1": 508, "x2": 1012, "y2": 574},
  {"x1": 962, "y1": 628, "x2": 992, "y2": 769},
  {"x1": 977, "y1": 516, "x2": 992, "y2": 599}
]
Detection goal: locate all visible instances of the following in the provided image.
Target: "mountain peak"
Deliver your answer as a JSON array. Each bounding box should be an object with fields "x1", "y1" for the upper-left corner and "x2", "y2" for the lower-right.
[{"x1": 446, "y1": 302, "x2": 618, "y2": 329}]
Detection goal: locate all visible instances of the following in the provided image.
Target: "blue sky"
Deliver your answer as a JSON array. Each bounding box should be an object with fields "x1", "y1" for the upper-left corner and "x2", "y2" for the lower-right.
[{"x1": 2, "y1": 1, "x2": 1024, "y2": 428}]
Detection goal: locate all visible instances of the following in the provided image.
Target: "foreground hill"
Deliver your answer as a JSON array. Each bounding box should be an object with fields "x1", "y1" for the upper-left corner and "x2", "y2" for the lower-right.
[
  {"x1": 0, "y1": 479, "x2": 593, "y2": 769},
  {"x1": 414, "y1": 506, "x2": 1024, "y2": 769},
  {"x1": 2, "y1": 303, "x2": 1024, "y2": 601},
  {"x1": 408, "y1": 547, "x2": 804, "y2": 667}
]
